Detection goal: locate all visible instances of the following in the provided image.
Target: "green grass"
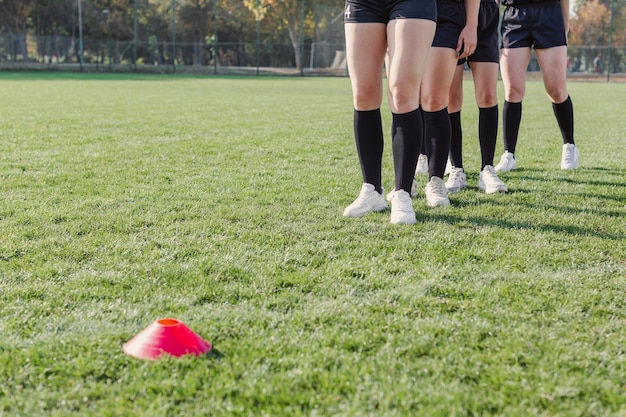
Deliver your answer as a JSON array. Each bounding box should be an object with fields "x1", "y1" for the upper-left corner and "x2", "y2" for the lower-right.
[{"x1": 0, "y1": 72, "x2": 625, "y2": 416}]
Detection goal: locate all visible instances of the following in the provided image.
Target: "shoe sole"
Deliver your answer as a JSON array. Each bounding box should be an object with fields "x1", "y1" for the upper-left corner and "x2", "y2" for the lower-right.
[
  {"x1": 561, "y1": 161, "x2": 579, "y2": 170},
  {"x1": 391, "y1": 217, "x2": 417, "y2": 225},
  {"x1": 495, "y1": 165, "x2": 516, "y2": 173},
  {"x1": 343, "y1": 203, "x2": 388, "y2": 218},
  {"x1": 426, "y1": 199, "x2": 450, "y2": 207},
  {"x1": 484, "y1": 187, "x2": 508, "y2": 194},
  {"x1": 478, "y1": 183, "x2": 508, "y2": 194},
  {"x1": 445, "y1": 184, "x2": 466, "y2": 194}
]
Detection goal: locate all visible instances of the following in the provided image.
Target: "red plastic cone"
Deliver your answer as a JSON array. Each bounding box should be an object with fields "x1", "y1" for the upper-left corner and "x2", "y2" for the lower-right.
[{"x1": 123, "y1": 318, "x2": 212, "y2": 360}]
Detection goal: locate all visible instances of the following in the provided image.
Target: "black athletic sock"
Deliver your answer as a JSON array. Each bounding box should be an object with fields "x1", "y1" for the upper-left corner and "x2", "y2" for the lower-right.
[
  {"x1": 479, "y1": 105, "x2": 498, "y2": 168},
  {"x1": 422, "y1": 108, "x2": 451, "y2": 179},
  {"x1": 449, "y1": 110, "x2": 463, "y2": 169},
  {"x1": 418, "y1": 107, "x2": 427, "y2": 156},
  {"x1": 392, "y1": 108, "x2": 422, "y2": 192},
  {"x1": 503, "y1": 100, "x2": 522, "y2": 155},
  {"x1": 552, "y1": 96, "x2": 575, "y2": 145},
  {"x1": 354, "y1": 109, "x2": 384, "y2": 193}
]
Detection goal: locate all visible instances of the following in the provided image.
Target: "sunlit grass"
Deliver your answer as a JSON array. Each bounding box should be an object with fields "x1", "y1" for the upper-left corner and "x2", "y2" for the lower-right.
[{"x1": 0, "y1": 72, "x2": 625, "y2": 416}]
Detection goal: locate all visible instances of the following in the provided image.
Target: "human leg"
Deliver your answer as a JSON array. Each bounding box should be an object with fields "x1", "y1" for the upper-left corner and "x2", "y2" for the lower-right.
[
  {"x1": 345, "y1": 22, "x2": 386, "y2": 190},
  {"x1": 343, "y1": 22, "x2": 388, "y2": 216},
  {"x1": 498, "y1": 47, "x2": 530, "y2": 170},
  {"x1": 448, "y1": 63, "x2": 464, "y2": 170},
  {"x1": 532, "y1": 0, "x2": 577, "y2": 169},
  {"x1": 469, "y1": 61, "x2": 499, "y2": 169},
  {"x1": 386, "y1": 18, "x2": 435, "y2": 193},
  {"x1": 536, "y1": 46, "x2": 576, "y2": 147},
  {"x1": 421, "y1": 47, "x2": 458, "y2": 179},
  {"x1": 421, "y1": 47, "x2": 458, "y2": 206}
]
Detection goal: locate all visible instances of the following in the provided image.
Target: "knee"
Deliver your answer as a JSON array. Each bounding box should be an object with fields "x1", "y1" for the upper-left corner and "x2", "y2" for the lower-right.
[
  {"x1": 388, "y1": 84, "x2": 419, "y2": 113},
  {"x1": 504, "y1": 85, "x2": 525, "y2": 103},
  {"x1": 475, "y1": 90, "x2": 498, "y2": 108},
  {"x1": 448, "y1": 91, "x2": 463, "y2": 112},
  {"x1": 545, "y1": 86, "x2": 569, "y2": 104},
  {"x1": 420, "y1": 94, "x2": 448, "y2": 112},
  {"x1": 353, "y1": 85, "x2": 382, "y2": 110}
]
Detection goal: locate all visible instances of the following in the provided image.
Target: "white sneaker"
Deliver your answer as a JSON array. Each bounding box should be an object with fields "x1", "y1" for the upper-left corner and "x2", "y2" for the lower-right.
[
  {"x1": 390, "y1": 190, "x2": 417, "y2": 225},
  {"x1": 445, "y1": 168, "x2": 467, "y2": 193},
  {"x1": 444, "y1": 158, "x2": 453, "y2": 176},
  {"x1": 386, "y1": 178, "x2": 418, "y2": 201},
  {"x1": 343, "y1": 183, "x2": 388, "y2": 217},
  {"x1": 561, "y1": 143, "x2": 579, "y2": 170},
  {"x1": 478, "y1": 165, "x2": 508, "y2": 194},
  {"x1": 425, "y1": 177, "x2": 450, "y2": 207},
  {"x1": 494, "y1": 151, "x2": 517, "y2": 172},
  {"x1": 415, "y1": 154, "x2": 428, "y2": 175}
]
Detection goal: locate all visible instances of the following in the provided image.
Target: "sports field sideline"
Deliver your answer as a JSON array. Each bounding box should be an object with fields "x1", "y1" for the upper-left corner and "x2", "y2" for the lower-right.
[{"x1": 0, "y1": 72, "x2": 625, "y2": 416}]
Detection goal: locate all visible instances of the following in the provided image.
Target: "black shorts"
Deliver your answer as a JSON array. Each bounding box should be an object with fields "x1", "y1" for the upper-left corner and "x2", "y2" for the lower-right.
[
  {"x1": 344, "y1": 0, "x2": 437, "y2": 24},
  {"x1": 436, "y1": 0, "x2": 499, "y2": 63},
  {"x1": 501, "y1": 1, "x2": 567, "y2": 49},
  {"x1": 469, "y1": 0, "x2": 500, "y2": 62},
  {"x1": 432, "y1": 0, "x2": 465, "y2": 49}
]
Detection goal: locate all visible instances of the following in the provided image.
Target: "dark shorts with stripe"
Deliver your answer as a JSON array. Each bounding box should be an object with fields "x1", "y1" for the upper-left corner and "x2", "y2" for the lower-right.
[
  {"x1": 501, "y1": 1, "x2": 567, "y2": 49},
  {"x1": 432, "y1": 0, "x2": 466, "y2": 49},
  {"x1": 458, "y1": 0, "x2": 500, "y2": 64},
  {"x1": 344, "y1": 0, "x2": 437, "y2": 24}
]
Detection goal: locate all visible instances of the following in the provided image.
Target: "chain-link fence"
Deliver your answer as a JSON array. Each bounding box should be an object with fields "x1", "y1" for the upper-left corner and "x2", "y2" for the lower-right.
[
  {"x1": 0, "y1": 3, "x2": 347, "y2": 76},
  {"x1": 0, "y1": 2, "x2": 624, "y2": 80}
]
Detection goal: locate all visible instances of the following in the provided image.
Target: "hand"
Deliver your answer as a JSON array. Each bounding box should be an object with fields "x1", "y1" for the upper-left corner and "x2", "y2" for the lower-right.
[{"x1": 457, "y1": 26, "x2": 477, "y2": 59}]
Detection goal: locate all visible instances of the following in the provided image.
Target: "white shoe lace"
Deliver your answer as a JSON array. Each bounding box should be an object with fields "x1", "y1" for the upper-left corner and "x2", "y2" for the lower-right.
[
  {"x1": 482, "y1": 166, "x2": 497, "y2": 183},
  {"x1": 393, "y1": 192, "x2": 412, "y2": 212},
  {"x1": 351, "y1": 186, "x2": 379, "y2": 208},
  {"x1": 429, "y1": 179, "x2": 447, "y2": 196},
  {"x1": 448, "y1": 169, "x2": 463, "y2": 186}
]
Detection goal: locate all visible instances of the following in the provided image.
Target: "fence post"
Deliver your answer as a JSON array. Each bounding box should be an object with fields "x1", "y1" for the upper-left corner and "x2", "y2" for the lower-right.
[
  {"x1": 606, "y1": 0, "x2": 615, "y2": 82},
  {"x1": 172, "y1": 0, "x2": 176, "y2": 73},
  {"x1": 256, "y1": 0, "x2": 260, "y2": 76},
  {"x1": 133, "y1": 0, "x2": 138, "y2": 69},
  {"x1": 214, "y1": 0, "x2": 218, "y2": 75},
  {"x1": 300, "y1": 0, "x2": 305, "y2": 75},
  {"x1": 78, "y1": 0, "x2": 84, "y2": 70}
]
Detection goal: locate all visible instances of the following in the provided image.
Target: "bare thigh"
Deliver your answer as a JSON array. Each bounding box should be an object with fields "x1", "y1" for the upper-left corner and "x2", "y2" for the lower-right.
[
  {"x1": 386, "y1": 18, "x2": 436, "y2": 114},
  {"x1": 448, "y1": 64, "x2": 465, "y2": 113},
  {"x1": 420, "y1": 47, "x2": 459, "y2": 112},
  {"x1": 468, "y1": 61, "x2": 499, "y2": 108},
  {"x1": 500, "y1": 47, "x2": 531, "y2": 102},
  {"x1": 345, "y1": 23, "x2": 387, "y2": 110},
  {"x1": 536, "y1": 46, "x2": 569, "y2": 103}
]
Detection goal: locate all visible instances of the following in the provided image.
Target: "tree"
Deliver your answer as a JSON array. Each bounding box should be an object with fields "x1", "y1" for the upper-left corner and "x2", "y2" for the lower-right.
[
  {"x1": 568, "y1": 0, "x2": 626, "y2": 74},
  {"x1": 570, "y1": 0, "x2": 610, "y2": 46},
  {"x1": 178, "y1": 0, "x2": 212, "y2": 65},
  {"x1": 243, "y1": 0, "x2": 308, "y2": 69},
  {"x1": 30, "y1": 0, "x2": 78, "y2": 63},
  {"x1": 0, "y1": 0, "x2": 35, "y2": 61}
]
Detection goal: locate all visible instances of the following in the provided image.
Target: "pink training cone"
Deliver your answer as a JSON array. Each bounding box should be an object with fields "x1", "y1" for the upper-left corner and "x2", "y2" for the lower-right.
[{"x1": 123, "y1": 318, "x2": 212, "y2": 360}]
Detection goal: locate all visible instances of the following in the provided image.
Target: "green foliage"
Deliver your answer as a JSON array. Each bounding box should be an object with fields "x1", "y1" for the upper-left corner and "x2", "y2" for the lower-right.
[{"x1": 0, "y1": 73, "x2": 625, "y2": 416}]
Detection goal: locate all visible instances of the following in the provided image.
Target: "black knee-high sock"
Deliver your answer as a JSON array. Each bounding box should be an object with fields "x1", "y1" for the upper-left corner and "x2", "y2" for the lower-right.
[
  {"x1": 392, "y1": 108, "x2": 422, "y2": 192},
  {"x1": 422, "y1": 108, "x2": 451, "y2": 179},
  {"x1": 418, "y1": 107, "x2": 427, "y2": 156},
  {"x1": 552, "y1": 96, "x2": 575, "y2": 145},
  {"x1": 503, "y1": 100, "x2": 522, "y2": 155},
  {"x1": 449, "y1": 110, "x2": 463, "y2": 169},
  {"x1": 479, "y1": 105, "x2": 498, "y2": 168},
  {"x1": 354, "y1": 109, "x2": 384, "y2": 193}
]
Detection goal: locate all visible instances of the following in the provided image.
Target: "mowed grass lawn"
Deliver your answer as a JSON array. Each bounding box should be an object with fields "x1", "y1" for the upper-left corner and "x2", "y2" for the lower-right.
[{"x1": 0, "y1": 72, "x2": 625, "y2": 416}]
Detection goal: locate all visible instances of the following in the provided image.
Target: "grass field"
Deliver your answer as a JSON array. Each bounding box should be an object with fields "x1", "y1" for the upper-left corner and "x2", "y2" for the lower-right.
[{"x1": 0, "y1": 72, "x2": 625, "y2": 416}]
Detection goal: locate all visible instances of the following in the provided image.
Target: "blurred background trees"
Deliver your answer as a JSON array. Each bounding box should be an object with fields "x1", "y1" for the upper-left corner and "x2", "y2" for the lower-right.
[{"x1": 0, "y1": 0, "x2": 624, "y2": 74}]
